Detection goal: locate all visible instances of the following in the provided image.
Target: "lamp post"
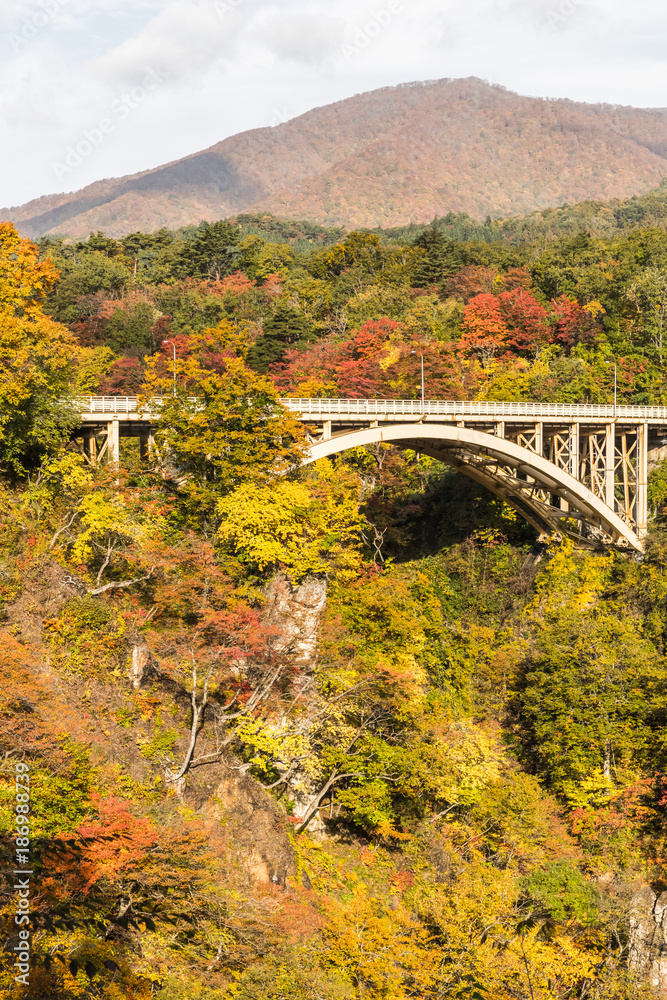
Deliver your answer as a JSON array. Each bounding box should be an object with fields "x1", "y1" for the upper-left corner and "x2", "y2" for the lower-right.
[
  {"x1": 163, "y1": 339, "x2": 177, "y2": 397},
  {"x1": 605, "y1": 361, "x2": 617, "y2": 418},
  {"x1": 411, "y1": 350, "x2": 425, "y2": 415}
]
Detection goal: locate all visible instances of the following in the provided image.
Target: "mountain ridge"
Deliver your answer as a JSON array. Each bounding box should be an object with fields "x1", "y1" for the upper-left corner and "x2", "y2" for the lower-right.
[{"x1": 4, "y1": 76, "x2": 667, "y2": 239}]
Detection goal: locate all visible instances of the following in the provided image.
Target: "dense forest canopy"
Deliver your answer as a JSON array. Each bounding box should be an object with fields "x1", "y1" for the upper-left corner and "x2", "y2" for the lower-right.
[
  {"x1": 34, "y1": 182, "x2": 667, "y2": 407},
  {"x1": 2, "y1": 183, "x2": 667, "y2": 999}
]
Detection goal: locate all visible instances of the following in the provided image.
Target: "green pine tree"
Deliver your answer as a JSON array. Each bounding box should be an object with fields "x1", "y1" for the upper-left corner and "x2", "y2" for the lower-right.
[
  {"x1": 412, "y1": 227, "x2": 465, "y2": 287},
  {"x1": 246, "y1": 305, "x2": 316, "y2": 374},
  {"x1": 181, "y1": 220, "x2": 240, "y2": 281}
]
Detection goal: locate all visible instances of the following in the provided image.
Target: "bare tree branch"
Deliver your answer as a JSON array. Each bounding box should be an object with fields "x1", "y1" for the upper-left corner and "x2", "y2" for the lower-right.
[
  {"x1": 88, "y1": 568, "x2": 154, "y2": 596},
  {"x1": 95, "y1": 538, "x2": 116, "y2": 588},
  {"x1": 48, "y1": 510, "x2": 78, "y2": 551},
  {"x1": 296, "y1": 770, "x2": 362, "y2": 834}
]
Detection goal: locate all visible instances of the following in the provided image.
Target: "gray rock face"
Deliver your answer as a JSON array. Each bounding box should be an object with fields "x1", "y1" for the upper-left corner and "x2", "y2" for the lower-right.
[
  {"x1": 262, "y1": 573, "x2": 329, "y2": 832},
  {"x1": 263, "y1": 573, "x2": 328, "y2": 670},
  {"x1": 629, "y1": 886, "x2": 667, "y2": 994},
  {"x1": 129, "y1": 643, "x2": 154, "y2": 689}
]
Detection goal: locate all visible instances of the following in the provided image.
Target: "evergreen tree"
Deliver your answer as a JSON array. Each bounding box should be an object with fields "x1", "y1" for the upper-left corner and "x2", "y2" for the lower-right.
[
  {"x1": 180, "y1": 219, "x2": 240, "y2": 281},
  {"x1": 246, "y1": 305, "x2": 316, "y2": 374},
  {"x1": 412, "y1": 227, "x2": 465, "y2": 287}
]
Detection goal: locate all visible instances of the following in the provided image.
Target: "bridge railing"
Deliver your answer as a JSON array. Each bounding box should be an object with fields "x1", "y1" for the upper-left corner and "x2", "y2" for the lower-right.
[
  {"x1": 280, "y1": 398, "x2": 667, "y2": 420},
  {"x1": 79, "y1": 396, "x2": 143, "y2": 414},
  {"x1": 76, "y1": 396, "x2": 667, "y2": 421}
]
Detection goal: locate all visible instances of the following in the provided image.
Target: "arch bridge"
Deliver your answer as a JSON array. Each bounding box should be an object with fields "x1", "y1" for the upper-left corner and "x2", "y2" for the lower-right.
[{"x1": 74, "y1": 397, "x2": 667, "y2": 553}]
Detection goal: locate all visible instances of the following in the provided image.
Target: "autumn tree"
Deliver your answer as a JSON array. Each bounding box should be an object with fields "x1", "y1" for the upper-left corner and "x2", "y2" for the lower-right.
[
  {"x1": 499, "y1": 287, "x2": 551, "y2": 355},
  {"x1": 457, "y1": 293, "x2": 508, "y2": 367},
  {"x1": 143, "y1": 536, "x2": 294, "y2": 785},
  {"x1": 308, "y1": 231, "x2": 386, "y2": 280},
  {"x1": 0, "y1": 222, "x2": 79, "y2": 475},
  {"x1": 516, "y1": 544, "x2": 667, "y2": 799},
  {"x1": 140, "y1": 336, "x2": 307, "y2": 524},
  {"x1": 550, "y1": 294, "x2": 603, "y2": 352},
  {"x1": 98, "y1": 357, "x2": 146, "y2": 394},
  {"x1": 216, "y1": 460, "x2": 364, "y2": 582}
]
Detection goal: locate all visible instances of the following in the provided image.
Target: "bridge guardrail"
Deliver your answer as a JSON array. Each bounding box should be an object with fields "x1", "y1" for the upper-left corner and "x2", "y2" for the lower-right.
[
  {"x1": 280, "y1": 398, "x2": 667, "y2": 420},
  {"x1": 76, "y1": 396, "x2": 667, "y2": 421}
]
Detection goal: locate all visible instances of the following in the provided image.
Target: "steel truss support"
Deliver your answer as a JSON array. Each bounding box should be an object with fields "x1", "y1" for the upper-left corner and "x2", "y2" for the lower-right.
[{"x1": 305, "y1": 423, "x2": 644, "y2": 552}]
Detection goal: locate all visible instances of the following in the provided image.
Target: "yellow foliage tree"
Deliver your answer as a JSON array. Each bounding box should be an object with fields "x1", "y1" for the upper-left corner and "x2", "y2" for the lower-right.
[
  {"x1": 140, "y1": 349, "x2": 306, "y2": 524},
  {"x1": 0, "y1": 222, "x2": 78, "y2": 474},
  {"x1": 216, "y1": 461, "x2": 364, "y2": 581}
]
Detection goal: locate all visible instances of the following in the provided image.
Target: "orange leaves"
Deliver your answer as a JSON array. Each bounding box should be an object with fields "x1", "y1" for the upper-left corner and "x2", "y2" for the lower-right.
[
  {"x1": 389, "y1": 869, "x2": 415, "y2": 892},
  {"x1": 457, "y1": 284, "x2": 602, "y2": 369},
  {"x1": 73, "y1": 794, "x2": 157, "y2": 892},
  {"x1": 0, "y1": 632, "x2": 81, "y2": 760},
  {"x1": 0, "y1": 222, "x2": 60, "y2": 319},
  {"x1": 458, "y1": 293, "x2": 509, "y2": 367}
]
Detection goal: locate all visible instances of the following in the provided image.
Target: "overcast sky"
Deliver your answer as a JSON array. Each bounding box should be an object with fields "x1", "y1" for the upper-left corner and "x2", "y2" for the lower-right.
[{"x1": 1, "y1": 0, "x2": 666, "y2": 208}]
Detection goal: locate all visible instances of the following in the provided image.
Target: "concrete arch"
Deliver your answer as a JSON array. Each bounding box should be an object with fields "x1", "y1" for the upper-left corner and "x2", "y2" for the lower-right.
[{"x1": 305, "y1": 424, "x2": 642, "y2": 552}]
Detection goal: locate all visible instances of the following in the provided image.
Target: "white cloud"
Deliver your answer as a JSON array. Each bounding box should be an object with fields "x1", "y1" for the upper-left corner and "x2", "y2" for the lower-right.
[
  {"x1": 253, "y1": 9, "x2": 344, "y2": 66},
  {"x1": 92, "y1": 0, "x2": 239, "y2": 86}
]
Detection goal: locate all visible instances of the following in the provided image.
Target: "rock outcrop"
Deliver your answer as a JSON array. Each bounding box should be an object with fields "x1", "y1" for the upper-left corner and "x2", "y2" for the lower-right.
[
  {"x1": 264, "y1": 573, "x2": 327, "y2": 671},
  {"x1": 205, "y1": 768, "x2": 296, "y2": 887},
  {"x1": 629, "y1": 886, "x2": 667, "y2": 994},
  {"x1": 129, "y1": 643, "x2": 157, "y2": 690}
]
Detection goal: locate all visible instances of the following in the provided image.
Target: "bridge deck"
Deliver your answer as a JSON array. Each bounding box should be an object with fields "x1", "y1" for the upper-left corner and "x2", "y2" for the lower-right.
[
  {"x1": 77, "y1": 396, "x2": 667, "y2": 424},
  {"x1": 72, "y1": 397, "x2": 666, "y2": 552}
]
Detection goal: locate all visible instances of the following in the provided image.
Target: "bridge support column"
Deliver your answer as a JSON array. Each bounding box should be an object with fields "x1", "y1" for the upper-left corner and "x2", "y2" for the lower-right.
[
  {"x1": 562, "y1": 424, "x2": 580, "y2": 514},
  {"x1": 107, "y1": 420, "x2": 120, "y2": 466},
  {"x1": 139, "y1": 432, "x2": 150, "y2": 460},
  {"x1": 570, "y1": 423, "x2": 580, "y2": 479},
  {"x1": 605, "y1": 423, "x2": 616, "y2": 512},
  {"x1": 535, "y1": 422, "x2": 543, "y2": 457},
  {"x1": 85, "y1": 429, "x2": 97, "y2": 466},
  {"x1": 637, "y1": 422, "x2": 649, "y2": 538},
  {"x1": 322, "y1": 421, "x2": 332, "y2": 442},
  {"x1": 495, "y1": 421, "x2": 505, "y2": 438}
]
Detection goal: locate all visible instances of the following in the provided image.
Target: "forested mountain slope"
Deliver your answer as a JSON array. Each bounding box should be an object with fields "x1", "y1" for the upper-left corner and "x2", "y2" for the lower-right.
[
  {"x1": 4, "y1": 199, "x2": 667, "y2": 998},
  {"x1": 4, "y1": 76, "x2": 667, "y2": 239}
]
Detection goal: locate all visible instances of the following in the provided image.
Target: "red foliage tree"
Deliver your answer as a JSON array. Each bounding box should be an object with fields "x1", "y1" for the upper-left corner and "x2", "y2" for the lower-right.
[
  {"x1": 272, "y1": 341, "x2": 342, "y2": 395},
  {"x1": 495, "y1": 266, "x2": 534, "y2": 293},
  {"x1": 335, "y1": 319, "x2": 404, "y2": 398},
  {"x1": 457, "y1": 294, "x2": 508, "y2": 366},
  {"x1": 390, "y1": 343, "x2": 473, "y2": 400},
  {"x1": 550, "y1": 295, "x2": 602, "y2": 351},
  {"x1": 499, "y1": 288, "x2": 551, "y2": 355},
  {"x1": 74, "y1": 795, "x2": 158, "y2": 892},
  {"x1": 443, "y1": 265, "x2": 498, "y2": 302},
  {"x1": 98, "y1": 357, "x2": 145, "y2": 394}
]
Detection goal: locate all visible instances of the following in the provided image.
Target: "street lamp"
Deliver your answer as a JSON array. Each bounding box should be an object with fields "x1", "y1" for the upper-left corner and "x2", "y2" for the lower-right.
[
  {"x1": 605, "y1": 361, "x2": 617, "y2": 418},
  {"x1": 163, "y1": 339, "x2": 177, "y2": 397},
  {"x1": 411, "y1": 350, "x2": 425, "y2": 415}
]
